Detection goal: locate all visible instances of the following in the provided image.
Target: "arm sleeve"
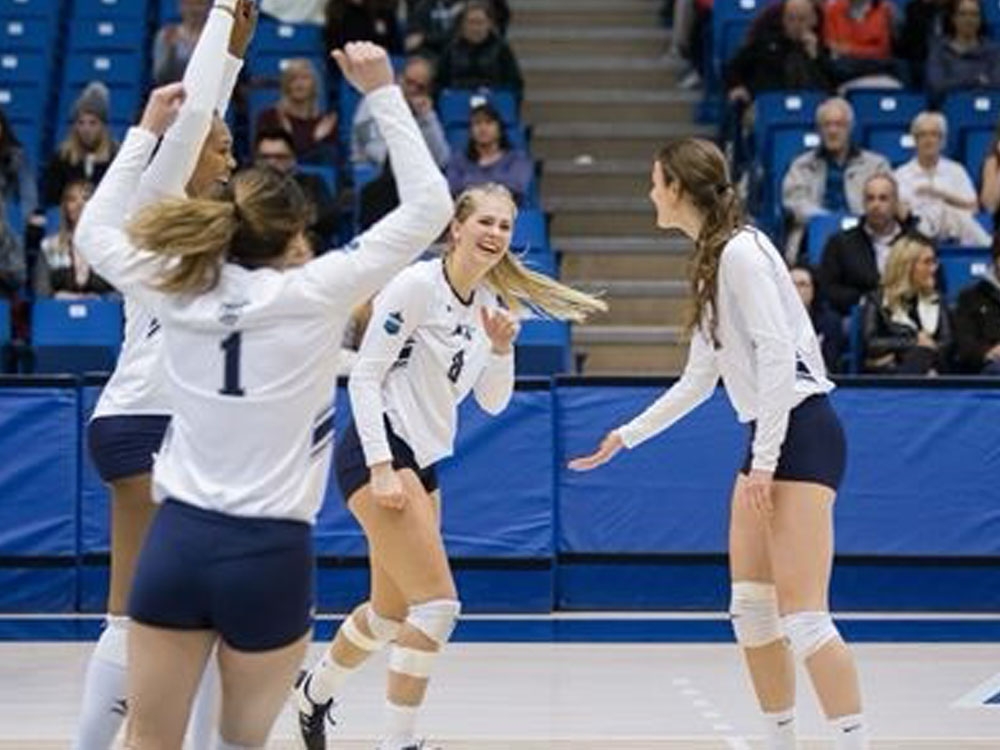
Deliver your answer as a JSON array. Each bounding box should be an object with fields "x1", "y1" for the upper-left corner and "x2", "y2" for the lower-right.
[
  {"x1": 74, "y1": 128, "x2": 166, "y2": 310},
  {"x1": 616, "y1": 329, "x2": 720, "y2": 448},
  {"x1": 295, "y1": 85, "x2": 453, "y2": 310},
  {"x1": 348, "y1": 272, "x2": 431, "y2": 467},
  {"x1": 473, "y1": 350, "x2": 514, "y2": 415},
  {"x1": 723, "y1": 243, "x2": 797, "y2": 472},
  {"x1": 134, "y1": 3, "x2": 238, "y2": 209}
]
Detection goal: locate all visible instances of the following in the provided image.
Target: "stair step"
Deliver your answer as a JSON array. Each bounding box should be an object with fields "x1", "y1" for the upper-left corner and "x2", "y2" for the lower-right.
[
  {"x1": 560, "y1": 252, "x2": 690, "y2": 281},
  {"x1": 533, "y1": 122, "x2": 714, "y2": 161},
  {"x1": 525, "y1": 89, "x2": 698, "y2": 124},
  {"x1": 575, "y1": 340, "x2": 688, "y2": 375},
  {"x1": 555, "y1": 235, "x2": 692, "y2": 254},
  {"x1": 510, "y1": 27, "x2": 667, "y2": 56},
  {"x1": 577, "y1": 280, "x2": 689, "y2": 326},
  {"x1": 521, "y1": 57, "x2": 682, "y2": 89},
  {"x1": 546, "y1": 196, "x2": 656, "y2": 236},
  {"x1": 512, "y1": 6, "x2": 661, "y2": 27},
  {"x1": 543, "y1": 158, "x2": 651, "y2": 197},
  {"x1": 575, "y1": 325, "x2": 683, "y2": 345}
]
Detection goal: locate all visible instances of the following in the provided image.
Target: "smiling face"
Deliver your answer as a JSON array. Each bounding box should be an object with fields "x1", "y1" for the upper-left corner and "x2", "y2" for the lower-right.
[
  {"x1": 187, "y1": 116, "x2": 236, "y2": 197},
  {"x1": 450, "y1": 191, "x2": 515, "y2": 275}
]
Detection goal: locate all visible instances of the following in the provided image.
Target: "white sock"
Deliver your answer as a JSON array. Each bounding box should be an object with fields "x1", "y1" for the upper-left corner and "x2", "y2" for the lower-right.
[
  {"x1": 763, "y1": 708, "x2": 796, "y2": 750},
  {"x1": 214, "y1": 736, "x2": 261, "y2": 750},
  {"x1": 307, "y1": 652, "x2": 362, "y2": 704},
  {"x1": 186, "y1": 655, "x2": 221, "y2": 749},
  {"x1": 72, "y1": 615, "x2": 129, "y2": 750},
  {"x1": 832, "y1": 713, "x2": 869, "y2": 749},
  {"x1": 379, "y1": 700, "x2": 419, "y2": 750}
]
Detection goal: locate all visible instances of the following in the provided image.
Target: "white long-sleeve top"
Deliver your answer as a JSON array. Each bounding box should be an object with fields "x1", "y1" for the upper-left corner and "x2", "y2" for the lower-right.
[
  {"x1": 93, "y1": 1, "x2": 242, "y2": 419},
  {"x1": 617, "y1": 227, "x2": 833, "y2": 472},
  {"x1": 349, "y1": 258, "x2": 514, "y2": 469},
  {"x1": 75, "y1": 85, "x2": 453, "y2": 523}
]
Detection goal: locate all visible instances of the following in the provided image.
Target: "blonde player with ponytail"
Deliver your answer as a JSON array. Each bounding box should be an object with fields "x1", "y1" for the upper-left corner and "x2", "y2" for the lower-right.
[
  {"x1": 570, "y1": 138, "x2": 869, "y2": 750},
  {"x1": 295, "y1": 183, "x2": 606, "y2": 750}
]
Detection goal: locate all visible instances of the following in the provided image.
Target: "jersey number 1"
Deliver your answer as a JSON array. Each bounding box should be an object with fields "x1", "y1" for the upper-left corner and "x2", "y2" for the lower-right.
[{"x1": 220, "y1": 331, "x2": 245, "y2": 397}]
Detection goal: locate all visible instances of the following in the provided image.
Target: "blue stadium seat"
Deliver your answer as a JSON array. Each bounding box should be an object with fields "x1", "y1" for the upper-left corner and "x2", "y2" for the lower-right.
[
  {"x1": 352, "y1": 162, "x2": 379, "y2": 190},
  {"x1": 297, "y1": 164, "x2": 338, "y2": 194},
  {"x1": 445, "y1": 123, "x2": 528, "y2": 153},
  {"x1": 4, "y1": 196, "x2": 24, "y2": 237},
  {"x1": 846, "y1": 90, "x2": 926, "y2": 142},
  {"x1": 983, "y1": 0, "x2": 1000, "y2": 32},
  {"x1": 865, "y1": 128, "x2": 915, "y2": 166},
  {"x1": 0, "y1": 298, "x2": 10, "y2": 348},
  {"x1": 0, "y1": 16, "x2": 58, "y2": 51},
  {"x1": 0, "y1": 0, "x2": 62, "y2": 19},
  {"x1": 711, "y1": 0, "x2": 770, "y2": 78},
  {"x1": 68, "y1": 19, "x2": 145, "y2": 53},
  {"x1": 438, "y1": 88, "x2": 518, "y2": 128},
  {"x1": 63, "y1": 51, "x2": 144, "y2": 88},
  {"x1": 942, "y1": 90, "x2": 1000, "y2": 153},
  {"x1": 75, "y1": 0, "x2": 150, "y2": 20},
  {"x1": 964, "y1": 128, "x2": 994, "y2": 184},
  {"x1": 9, "y1": 116, "x2": 41, "y2": 165},
  {"x1": 32, "y1": 298, "x2": 123, "y2": 374},
  {"x1": 518, "y1": 247, "x2": 556, "y2": 277},
  {"x1": 511, "y1": 208, "x2": 547, "y2": 251},
  {"x1": 516, "y1": 319, "x2": 571, "y2": 375},
  {"x1": 752, "y1": 90, "x2": 826, "y2": 156},
  {"x1": 0, "y1": 51, "x2": 50, "y2": 86},
  {"x1": 0, "y1": 83, "x2": 46, "y2": 122},
  {"x1": 255, "y1": 20, "x2": 324, "y2": 57},
  {"x1": 765, "y1": 129, "x2": 820, "y2": 222},
  {"x1": 937, "y1": 246, "x2": 991, "y2": 302},
  {"x1": 339, "y1": 83, "x2": 362, "y2": 154},
  {"x1": 806, "y1": 213, "x2": 859, "y2": 265}
]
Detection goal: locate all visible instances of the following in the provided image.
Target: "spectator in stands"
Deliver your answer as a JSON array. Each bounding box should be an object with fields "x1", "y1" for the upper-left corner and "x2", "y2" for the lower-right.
[
  {"x1": 0, "y1": 108, "x2": 38, "y2": 220},
  {"x1": 325, "y1": 0, "x2": 403, "y2": 55},
  {"x1": 820, "y1": 172, "x2": 907, "y2": 316},
  {"x1": 436, "y1": 0, "x2": 523, "y2": 98},
  {"x1": 44, "y1": 82, "x2": 118, "y2": 207},
  {"x1": 781, "y1": 97, "x2": 891, "y2": 259},
  {"x1": 926, "y1": 0, "x2": 1000, "y2": 104},
  {"x1": 822, "y1": 0, "x2": 904, "y2": 87},
  {"x1": 979, "y1": 122, "x2": 1000, "y2": 222},
  {"x1": 0, "y1": 205, "x2": 25, "y2": 304},
  {"x1": 896, "y1": 0, "x2": 950, "y2": 87},
  {"x1": 255, "y1": 58, "x2": 339, "y2": 164},
  {"x1": 954, "y1": 233, "x2": 1000, "y2": 373},
  {"x1": 446, "y1": 101, "x2": 533, "y2": 205},
  {"x1": 791, "y1": 264, "x2": 845, "y2": 371},
  {"x1": 33, "y1": 181, "x2": 111, "y2": 298},
  {"x1": 725, "y1": 0, "x2": 835, "y2": 104},
  {"x1": 406, "y1": 0, "x2": 510, "y2": 57},
  {"x1": 895, "y1": 111, "x2": 992, "y2": 246},
  {"x1": 153, "y1": 0, "x2": 211, "y2": 85},
  {"x1": 254, "y1": 128, "x2": 340, "y2": 250},
  {"x1": 667, "y1": 0, "x2": 713, "y2": 90},
  {"x1": 352, "y1": 55, "x2": 450, "y2": 169},
  {"x1": 862, "y1": 234, "x2": 953, "y2": 374}
]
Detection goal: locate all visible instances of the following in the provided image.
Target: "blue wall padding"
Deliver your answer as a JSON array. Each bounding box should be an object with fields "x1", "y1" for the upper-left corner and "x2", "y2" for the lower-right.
[{"x1": 80, "y1": 386, "x2": 111, "y2": 554}]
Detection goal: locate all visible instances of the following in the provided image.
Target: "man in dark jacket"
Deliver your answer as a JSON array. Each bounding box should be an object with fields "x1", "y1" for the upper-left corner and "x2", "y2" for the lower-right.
[
  {"x1": 954, "y1": 236, "x2": 1000, "y2": 374},
  {"x1": 820, "y1": 173, "x2": 906, "y2": 316}
]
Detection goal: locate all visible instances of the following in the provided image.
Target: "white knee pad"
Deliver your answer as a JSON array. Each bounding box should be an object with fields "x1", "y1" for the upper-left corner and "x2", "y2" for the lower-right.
[
  {"x1": 782, "y1": 611, "x2": 840, "y2": 661},
  {"x1": 341, "y1": 604, "x2": 401, "y2": 652},
  {"x1": 406, "y1": 598, "x2": 461, "y2": 647},
  {"x1": 94, "y1": 615, "x2": 129, "y2": 668},
  {"x1": 729, "y1": 582, "x2": 782, "y2": 648}
]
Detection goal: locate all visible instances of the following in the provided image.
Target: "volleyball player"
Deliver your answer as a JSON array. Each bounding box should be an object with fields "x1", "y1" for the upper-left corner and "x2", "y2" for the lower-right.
[
  {"x1": 74, "y1": 41, "x2": 452, "y2": 749},
  {"x1": 294, "y1": 183, "x2": 607, "y2": 750},
  {"x1": 569, "y1": 139, "x2": 869, "y2": 750},
  {"x1": 74, "y1": 2, "x2": 253, "y2": 747}
]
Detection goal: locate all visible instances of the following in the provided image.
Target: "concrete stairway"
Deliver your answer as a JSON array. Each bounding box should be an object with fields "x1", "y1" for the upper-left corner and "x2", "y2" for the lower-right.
[{"x1": 509, "y1": 0, "x2": 714, "y2": 374}]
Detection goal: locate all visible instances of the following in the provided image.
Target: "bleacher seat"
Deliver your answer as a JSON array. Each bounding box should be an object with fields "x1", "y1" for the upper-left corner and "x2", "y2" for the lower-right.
[
  {"x1": 63, "y1": 51, "x2": 144, "y2": 88},
  {"x1": 806, "y1": 213, "x2": 859, "y2": 265},
  {"x1": 0, "y1": 16, "x2": 58, "y2": 51},
  {"x1": 519, "y1": 247, "x2": 557, "y2": 277},
  {"x1": 31, "y1": 298, "x2": 123, "y2": 374},
  {"x1": 68, "y1": 19, "x2": 145, "y2": 53},
  {"x1": 983, "y1": 0, "x2": 1000, "y2": 32},
  {"x1": 763, "y1": 129, "x2": 820, "y2": 222},
  {"x1": 964, "y1": 128, "x2": 994, "y2": 184},
  {"x1": 711, "y1": 0, "x2": 770, "y2": 79},
  {"x1": 516, "y1": 319, "x2": 571, "y2": 376},
  {"x1": 438, "y1": 88, "x2": 518, "y2": 128},
  {"x1": 511, "y1": 208, "x2": 547, "y2": 251},
  {"x1": 0, "y1": 83, "x2": 46, "y2": 122},
  {"x1": 254, "y1": 20, "x2": 324, "y2": 57},
  {"x1": 0, "y1": 299, "x2": 10, "y2": 349},
  {"x1": 846, "y1": 90, "x2": 926, "y2": 142},
  {"x1": 752, "y1": 91, "x2": 826, "y2": 157},
  {"x1": 157, "y1": 0, "x2": 179, "y2": 23},
  {"x1": 938, "y1": 246, "x2": 992, "y2": 302},
  {"x1": 942, "y1": 90, "x2": 1000, "y2": 154},
  {"x1": 0, "y1": 0, "x2": 62, "y2": 20},
  {"x1": 9, "y1": 117, "x2": 41, "y2": 165},
  {"x1": 865, "y1": 129, "x2": 915, "y2": 166},
  {"x1": 0, "y1": 51, "x2": 51, "y2": 86},
  {"x1": 75, "y1": 0, "x2": 149, "y2": 20}
]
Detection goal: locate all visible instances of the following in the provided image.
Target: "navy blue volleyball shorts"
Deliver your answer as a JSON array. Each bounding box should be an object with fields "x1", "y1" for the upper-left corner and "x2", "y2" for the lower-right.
[
  {"x1": 335, "y1": 417, "x2": 439, "y2": 503},
  {"x1": 741, "y1": 394, "x2": 847, "y2": 492},
  {"x1": 128, "y1": 499, "x2": 314, "y2": 651},
  {"x1": 88, "y1": 415, "x2": 171, "y2": 483}
]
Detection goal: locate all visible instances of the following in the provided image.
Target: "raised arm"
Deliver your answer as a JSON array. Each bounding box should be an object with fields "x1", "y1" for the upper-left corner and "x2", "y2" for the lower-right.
[
  {"x1": 297, "y1": 43, "x2": 453, "y2": 309},
  {"x1": 76, "y1": 85, "x2": 186, "y2": 305}
]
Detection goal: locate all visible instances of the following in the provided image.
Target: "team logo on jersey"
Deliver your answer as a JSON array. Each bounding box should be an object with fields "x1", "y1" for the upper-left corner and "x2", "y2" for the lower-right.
[
  {"x1": 451, "y1": 324, "x2": 473, "y2": 341},
  {"x1": 384, "y1": 311, "x2": 405, "y2": 335},
  {"x1": 218, "y1": 300, "x2": 249, "y2": 326},
  {"x1": 146, "y1": 318, "x2": 161, "y2": 338}
]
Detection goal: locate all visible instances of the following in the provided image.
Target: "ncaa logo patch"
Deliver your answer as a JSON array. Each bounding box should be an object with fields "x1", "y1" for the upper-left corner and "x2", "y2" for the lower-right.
[{"x1": 384, "y1": 311, "x2": 404, "y2": 335}]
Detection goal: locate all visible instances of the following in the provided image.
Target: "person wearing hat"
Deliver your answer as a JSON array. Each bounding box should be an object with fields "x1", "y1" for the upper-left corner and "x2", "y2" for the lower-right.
[
  {"x1": 446, "y1": 100, "x2": 532, "y2": 205},
  {"x1": 44, "y1": 81, "x2": 119, "y2": 207}
]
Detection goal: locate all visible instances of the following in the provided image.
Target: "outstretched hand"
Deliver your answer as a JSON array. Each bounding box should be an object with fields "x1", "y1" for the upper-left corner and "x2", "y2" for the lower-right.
[
  {"x1": 481, "y1": 307, "x2": 519, "y2": 355},
  {"x1": 331, "y1": 42, "x2": 394, "y2": 95},
  {"x1": 139, "y1": 83, "x2": 186, "y2": 137},
  {"x1": 568, "y1": 431, "x2": 624, "y2": 472}
]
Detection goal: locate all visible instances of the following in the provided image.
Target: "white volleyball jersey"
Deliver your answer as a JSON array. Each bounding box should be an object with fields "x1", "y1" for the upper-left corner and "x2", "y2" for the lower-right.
[
  {"x1": 349, "y1": 258, "x2": 515, "y2": 469},
  {"x1": 94, "y1": 3, "x2": 242, "y2": 419},
  {"x1": 618, "y1": 227, "x2": 833, "y2": 472},
  {"x1": 76, "y1": 85, "x2": 453, "y2": 522}
]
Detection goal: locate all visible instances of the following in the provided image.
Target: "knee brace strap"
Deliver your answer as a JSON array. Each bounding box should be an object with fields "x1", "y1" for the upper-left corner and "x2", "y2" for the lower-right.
[
  {"x1": 729, "y1": 582, "x2": 782, "y2": 648},
  {"x1": 341, "y1": 611, "x2": 383, "y2": 652},
  {"x1": 389, "y1": 645, "x2": 437, "y2": 679},
  {"x1": 406, "y1": 598, "x2": 461, "y2": 646},
  {"x1": 782, "y1": 611, "x2": 839, "y2": 660},
  {"x1": 366, "y1": 605, "x2": 402, "y2": 644}
]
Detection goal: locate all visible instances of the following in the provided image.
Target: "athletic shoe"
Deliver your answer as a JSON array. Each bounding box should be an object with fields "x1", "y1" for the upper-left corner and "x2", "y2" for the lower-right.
[{"x1": 294, "y1": 670, "x2": 335, "y2": 750}]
